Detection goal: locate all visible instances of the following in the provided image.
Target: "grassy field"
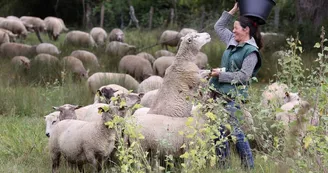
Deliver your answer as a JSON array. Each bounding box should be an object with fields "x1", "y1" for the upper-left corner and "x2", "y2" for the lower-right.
[{"x1": 0, "y1": 30, "x2": 326, "y2": 172}]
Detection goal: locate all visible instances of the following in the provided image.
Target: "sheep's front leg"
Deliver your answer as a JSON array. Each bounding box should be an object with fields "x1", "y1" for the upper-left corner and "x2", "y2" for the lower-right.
[
  {"x1": 85, "y1": 151, "x2": 99, "y2": 173},
  {"x1": 51, "y1": 152, "x2": 61, "y2": 173}
]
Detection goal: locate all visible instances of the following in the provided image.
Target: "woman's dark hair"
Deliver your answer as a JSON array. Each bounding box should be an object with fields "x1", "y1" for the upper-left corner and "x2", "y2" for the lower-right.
[{"x1": 237, "y1": 16, "x2": 263, "y2": 50}]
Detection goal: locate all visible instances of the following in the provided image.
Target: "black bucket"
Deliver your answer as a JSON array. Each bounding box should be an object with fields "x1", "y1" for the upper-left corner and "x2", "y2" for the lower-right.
[{"x1": 237, "y1": 0, "x2": 276, "y2": 25}]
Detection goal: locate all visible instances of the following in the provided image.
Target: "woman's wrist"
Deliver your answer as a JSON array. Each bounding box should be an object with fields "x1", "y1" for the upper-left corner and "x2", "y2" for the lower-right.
[{"x1": 228, "y1": 8, "x2": 238, "y2": 15}]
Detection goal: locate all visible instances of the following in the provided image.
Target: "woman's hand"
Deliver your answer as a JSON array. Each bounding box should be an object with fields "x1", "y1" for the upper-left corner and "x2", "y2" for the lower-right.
[
  {"x1": 228, "y1": 2, "x2": 239, "y2": 15},
  {"x1": 211, "y1": 69, "x2": 220, "y2": 77}
]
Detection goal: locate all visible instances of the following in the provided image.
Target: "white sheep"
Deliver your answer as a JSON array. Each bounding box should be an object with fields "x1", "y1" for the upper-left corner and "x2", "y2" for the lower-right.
[
  {"x1": 261, "y1": 82, "x2": 289, "y2": 107},
  {"x1": 0, "y1": 29, "x2": 10, "y2": 44},
  {"x1": 154, "y1": 50, "x2": 175, "y2": 58},
  {"x1": 44, "y1": 16, "x2": 68, "y2": 41},
  {"x1": 152, "y1": 56, "x2": 175, "y2": 77},
  {"x1": 70, "y1": 50, "x2": 99, "y2": 69},
  {"x1": 64, "y1": 30, "x2": 96, "y2": 48},
  {"x1": 159, "y1": 30, "x2": 179, "y2": 49},
  {"x1": 149, "y1": 32, "x2": 211, "y2": 117},
  {"x1": 108, "y1": 28, "x2": 124, "y2": 42},
  {"x1": 90, "y1": 27, "x2": 107, "y2": 46},
  {"x1": 119, "y1": 55, "x2": 153, "y2": 82},
  {"x1": 0, "y1": 42, "x2": 36, "y2": 57},
  {"x1": 0, "y1": 19, "x2": 29, "y2": 38},
  {"x1": 53, "y1": 104, "x2": 80, "y2": 121},
  {"x1": 87, "y1": 72, "x2": 139, "y2": 94},
  {"x1": 11, "y1": 56, "x2": 30, "y2": 70},
  {"x1": 137, "y1": 76, "x2": 163, "y2": 93},
  {"x1": 62, "y1": 56, "x2": 89, "y2": 79},
  {"x1": 105, "y1": 41, "x2": 136, "y2": 57},
  {"x1": 49, "y1": 105, "x2": 118, "y2": 173},
  {"x1": 36, "y1": 43, "x2": 61, "y2": 55}
]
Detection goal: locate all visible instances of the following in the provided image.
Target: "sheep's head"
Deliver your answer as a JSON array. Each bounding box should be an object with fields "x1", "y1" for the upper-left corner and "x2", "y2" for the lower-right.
[
  {"x1": 180, "y1": 32, "x2": 211, "y2": 52},
  {"x1": 96, "y1": 87, "x2": 118, "y2": 104},
  {"x1": 284, "y1": 92, "x2": 300, "y2": 103},
  {"x1": 98, "y1": 105, "x2": 116, "y2": 125},
  {"x1": 44, "y1": 111, "x2": 60, "y2": 138},
  {"x1": 53, "y1": 104, "x2": 80, "y2": 121}
]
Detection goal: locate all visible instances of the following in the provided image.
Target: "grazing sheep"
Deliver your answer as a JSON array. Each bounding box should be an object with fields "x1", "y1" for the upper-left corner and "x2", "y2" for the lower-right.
[
  {"x1": 49, "y1": 105, "x2": 118, "y2": 173},
  {"x1": 152, "y1": 56, "x2": 175, "y2": 77},
  {"x1": 70, "y1": 50, "x2": 99, "y2": 69},
  {"x1": 137, "y1": 76, "x2": 163, "y2": 93},
  {"x1": 44, "y1": 16, "x2": 68, "y2": 41},
  {"x1": 20, "y1": 16, "x2": 46, "y2": 32},
  {"x1": 194, "y1": 52, "x2": 208, "y2": 69},
  {"x1": 64, "y1": 30, "x2": 96, "y2": 48},
  {"x1": 159, "y1": 30, "x2": 179, "y2": 49},
  {"x1": 119, "y1": 55, "x2": 153, "y2": 82},
  {"x1": 0, "y1": 42, "x2": 36, "y2": 57},
  {"x1": 140, "y1": 89, "x2": 158, "y2": 107},
  {"x1": 90, "y1": 27, "x2": 107, "y2": 46},
  {"x1": 94, "y1": 84, "x2": 129, "y2": 104},
  {"x1": 11, "y1": 56, "x2": 30, "y2": 70},
  {"x1": 0, "y1": 28, "x2": 17, "y2": 42},
  {"x1": 154, "y1": 50, "x2": 175, "y2": 58},
  {"x1": 87, "y1": 72, "x2": 139, "y2": 94},
  {"x1": 149, "y1": 32, "x2": 211, "y2": 117},
  {"x1": 108, "y1": 28, "x2": 124, "y2": 42},
  {"x1": 36, "y1": 43, "x2": 60, "y2": 55},
  {"x1": 34, "y1": 53, "x2": 59, "y2": 64},
  {"x1": 62, "y1": 56, "x2": 89, "y2": 79},
  {"x1": 105, "y1": 41, "x2": 136, "y2": 57},
  {"x1": 137, "y1": 52, "x2": 156, "y2": 65},
  {"x1": 0, "y1": 19, "x2": 29, "y2": 38},
  {"x1": 261, "y1": 82, "x2": 289, "y2": 107}
]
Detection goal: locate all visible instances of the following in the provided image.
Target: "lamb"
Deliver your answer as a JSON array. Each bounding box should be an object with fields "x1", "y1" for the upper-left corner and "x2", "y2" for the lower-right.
[
  {"x1": 152, "y1": 56, "x2": 175, "y2": 77},
  {"x1": 137, "y1": 52, "x2": 156, "y2": 65},
  {"x1": 261, "y1": 82, "x2": 289, "y2": 107},
  {"x1": 62, "y1": 56, "x2": 89, "y2": 79},
  {"x1": 90, "y1": 27, "x2": 107, "y2": 46},
  {"x1": 158, "y1": 30, "x2": 179, "y2": 49},
  {"x1": 44, "y1": 16, "x2": 68, "y2": 41},
  {"x1": 49, "y1": 105, "x2": 118, "y2": 173},
  {"x1": 105, "y1": 41, "x2": 136, "y2": 57},
  {"x1": 149, "y1": 32, "x2": 211, "y2": 117},
  {"x1": 137, "y1": 76, "x2": 163, "y2": 93},
  {"x1": 108, "y1": 28, "x2": 124, "y2": 42},
  {"x1": 11, "y1": 56, "x2": 30, "y2": 70},
  {"x1": 119, "y1": 55, "x2": 153, "y2": 82},
  {"x1": 0, "y1": 19, "x2": 29, "y2": 38},
  {"x1": 36, "y1": 43, "x2": 61, "y2": 55},
  {"x1": 70, "y1": 50, "x2": 99, "y2": 69},
  {"x1": 140, "y1": 89, "x2": 158, "y2": 107},
  {"x1": 64, "y1": 30, "x2": 96, "y2": 48},
  {"x1": 0, "y1": 42, "x2": 36, "y2": 57},
  {"x1": 87, "y1": 72, "x2": 139, "y2": 94},
  {"x1": 154, "y1": 50, "x2": 175, "y2": 58}
]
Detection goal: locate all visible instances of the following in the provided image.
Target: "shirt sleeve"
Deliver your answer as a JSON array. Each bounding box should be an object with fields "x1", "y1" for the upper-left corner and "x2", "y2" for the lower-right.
[
  {"x1": 214, "y1": 11, "x2": 234, "y2": 45},
  {"x1": 218, "y1": 52, "x2": 258, "y2": 84}
]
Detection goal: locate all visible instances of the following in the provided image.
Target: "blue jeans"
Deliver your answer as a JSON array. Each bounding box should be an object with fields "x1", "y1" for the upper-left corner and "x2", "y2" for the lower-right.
[{"x1": 215, "y1": 101, "x2": 254, "y2": 169}]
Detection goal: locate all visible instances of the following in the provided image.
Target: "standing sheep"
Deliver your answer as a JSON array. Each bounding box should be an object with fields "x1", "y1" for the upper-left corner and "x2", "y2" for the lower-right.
[
  {"x1": 152, "y1": 56, "x2": 175, "y2": 77},
  {"x1": 105, "y1": 41, "x2": 136, "y2": 57},
  {"x1": 20, "y1": 16, "x2": 46, "y2": 32},
  {"x1": 119, "y1": 55, "x2": 153, "y2": 82},
  {"x1": 149, "y1": 32, "x2": 211, "y2": 117},
  {"x1": 154, "y1": 50, "x2": 175, "y2": 58},
  {"x1": 159, "y1": 30, "x2": 179, "y2": 49},
  {"x1": 108, "y1": 28, "x2": 124, "y2": 42},
  {"x1": 137, "y1": 76, "x2": 163, "y2": 93},
  {"x1": 34, "y1": 53, "x2": 59, "y2": 64},
  {"x1": 49, "y1": 105, "x2": 118, "y2": 173},
  {"x1": 70, "y1": 50, "x2": 99, "y2": 69},
  {"x1": 0, "y1": 42, "x2": 36, "y2": 57},
  {"x1": 90, "y1": 27, "x2": 107, "y2": 46},
  {"x1": 64, "y1": 30, "x2": 96, "y2": 48},
  {"x1": 62, "y1": 56, "x2": 89, "y2": 79},
  {"x1": 87, "y1": 72, "x2": 139, "y2": 94},
  {"x1": 36, "y1": 43, "x2": 61, "y2": 55},
  {"x1": 44, "y1": 16, "x2": 68, "y2": 41}
]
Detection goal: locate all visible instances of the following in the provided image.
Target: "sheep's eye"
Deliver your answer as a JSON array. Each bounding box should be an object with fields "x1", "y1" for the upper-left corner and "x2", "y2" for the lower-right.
[{"x1": 52, "y1": 121, "x2": 57, "y2": 125}]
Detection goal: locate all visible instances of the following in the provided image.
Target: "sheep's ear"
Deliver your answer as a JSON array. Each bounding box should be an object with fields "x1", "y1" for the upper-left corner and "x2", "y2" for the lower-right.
[
  {"x1": 98, "y1": 105, "x2": 110, "y2": 114},
  {"x1": 285, "y1": 92, "x2": 290, "y2": 98},
  {"x1": 138, "y1": 93, "x2": 145, "y2": 99},
  {"x1": 53, "y1": 106, "x2": 60, "y2": 111},
  {"x1": 98, "y1": 107, "x2": 105, "y2": 114},
  {"x1": 96, "y1": 90, "x2": 102, "y2": 96}
]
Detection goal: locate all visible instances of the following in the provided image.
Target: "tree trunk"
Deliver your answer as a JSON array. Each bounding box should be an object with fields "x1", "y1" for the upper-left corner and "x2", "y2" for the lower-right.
[
  {"x1": 274, "y1": 6, "x2": 280, "y2": 31},
  {"x1": 86, "y1": 3, "x2": 92, "y2": 29},
  {"x1": 100, "y1": 3, "x2": 105, "y2": 28},
  {"x1": 120, "y1": 12, "x2": 124, "y2": 29},
  {"x1": 82, "y1": 0, "x2": 86, "y2": 28},
  {"x1": 296, "y1": 0, "x2": 328, "y2": 29},
  {"x1": 148, "y1": 6, "x2": 154, "y2": 30},
  {"x1": 128, "y1": 4, "x2": 140, "y2": 29},
  {"x1": 173, "y1": 0, "x2": 177, "y2": 25},
  {"x1": 169, "y1": 8, "x2": 174, "y2": 27},
  {"x1": 200, "y1": 6, "x2": 206, "y2": 31}
]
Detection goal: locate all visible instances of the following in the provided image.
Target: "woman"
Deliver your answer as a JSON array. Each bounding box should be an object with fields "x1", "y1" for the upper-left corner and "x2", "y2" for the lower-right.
[{"x1": 210, "y1": 3, "x2": 262, "y2": 169}]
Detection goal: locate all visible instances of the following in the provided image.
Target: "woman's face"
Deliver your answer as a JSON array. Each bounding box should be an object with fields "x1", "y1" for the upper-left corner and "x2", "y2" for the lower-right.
[{"x1": 233, "y1": 21, "x2": 249, "y2": 43}]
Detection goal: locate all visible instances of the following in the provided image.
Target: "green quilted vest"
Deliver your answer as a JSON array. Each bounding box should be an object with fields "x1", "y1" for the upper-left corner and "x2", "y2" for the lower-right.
[{"x1": 209, "y1": 43, "x2": 261, "y2": 100}]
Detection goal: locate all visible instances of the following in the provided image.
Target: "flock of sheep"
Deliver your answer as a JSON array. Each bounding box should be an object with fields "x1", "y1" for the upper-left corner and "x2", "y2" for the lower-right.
[{"x1": 0, "y1": 15, "x2": 319, "y2": 172}]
